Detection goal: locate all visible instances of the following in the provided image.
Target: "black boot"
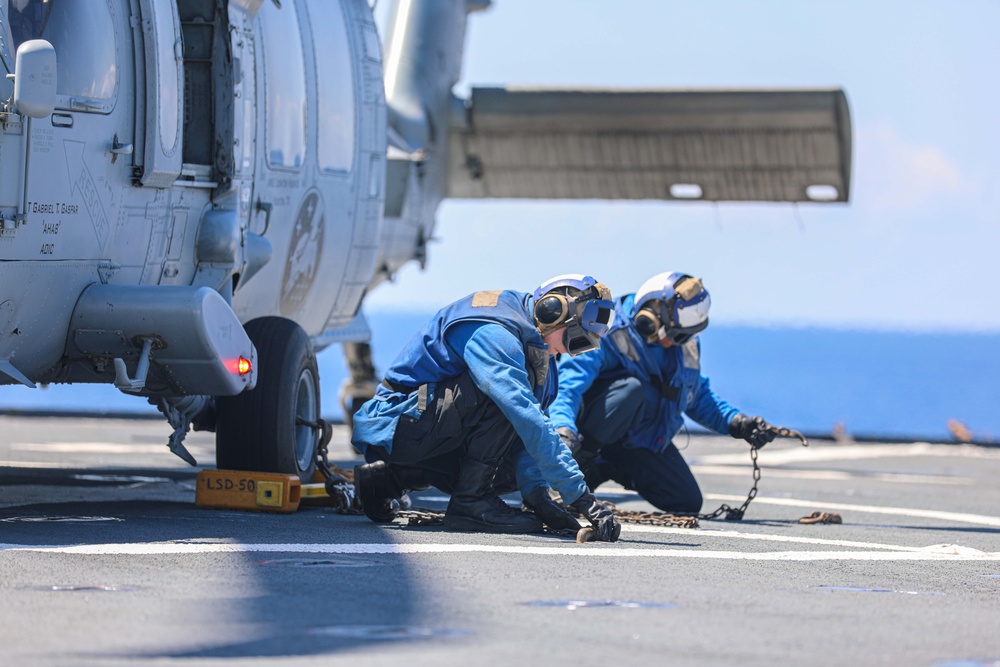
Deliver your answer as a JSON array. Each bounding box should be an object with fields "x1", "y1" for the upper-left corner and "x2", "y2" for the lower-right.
[
  {"x1": 354, "y1": 461, "x2": 404, "y2": 523},
  {"x1": 443, "y1": 459, "x2": 543, "y2": 533},
  {"x1": 392, "y1": 465, "x2": 431, "y2": 494}
]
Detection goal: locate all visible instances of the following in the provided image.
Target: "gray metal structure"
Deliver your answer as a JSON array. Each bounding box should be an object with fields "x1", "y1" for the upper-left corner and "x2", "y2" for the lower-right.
[
  {"x1": 0, "y1": 0, "x2": 852, "y2": 478},
  {"x1": 448, "y1": 87, "x2": 851, "y2": 202}
]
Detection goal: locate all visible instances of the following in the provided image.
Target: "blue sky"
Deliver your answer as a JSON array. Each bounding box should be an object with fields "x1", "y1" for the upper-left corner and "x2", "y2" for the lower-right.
[{"x1": 368, "y1": 0, "x2": 1000, "y2": 332}]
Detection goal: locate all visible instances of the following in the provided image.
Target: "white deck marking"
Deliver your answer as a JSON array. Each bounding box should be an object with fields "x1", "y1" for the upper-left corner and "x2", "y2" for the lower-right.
[
  {"x1": 10, "y1": 442, "x2": 213, "y2": 454},
  {"x1": 691, "y1": 465, "x2": 969, "y2": 486},
  {"x1": 11, "y1": 443, "x2": 164, "y2": 454},
  {"x1": 706, "y1": 494, "x2": 1000, "y2": 527},
  {"x1": 70, "y1": 474, "x2": 172, "y2": 484},
  {"x1": 1, "y1": 541, "x2": 997, "y2": 561},
  {"x1": 0, "y1": 460, "x2": 79, "y2": 468},
  {"x1": 696, "y1": 443, "x2": 1000, "y2": 466},
  {"x1": 621, "y1": 524, "x2": 930, "y2": 552}
]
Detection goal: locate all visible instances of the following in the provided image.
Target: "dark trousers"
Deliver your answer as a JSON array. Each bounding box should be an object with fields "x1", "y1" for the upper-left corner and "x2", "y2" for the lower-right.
[
  {"x1": 577, "y1": 376, "x2": 703, "y2": 514},
  {"x1": 374, "y1": 373, "x2": 519, "y2": 495}
]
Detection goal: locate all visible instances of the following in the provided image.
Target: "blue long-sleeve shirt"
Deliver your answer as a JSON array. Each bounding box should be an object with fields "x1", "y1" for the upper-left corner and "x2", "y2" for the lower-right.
[
  {"x1": 446, "y1": 321, "x2": 586, "y2": 503},
  {"x1": 352, "y1": 289, "x2": 587, "y2": 504},
  {"x1": 548, "y1": 294, "x2": 739, "y2": 452}
]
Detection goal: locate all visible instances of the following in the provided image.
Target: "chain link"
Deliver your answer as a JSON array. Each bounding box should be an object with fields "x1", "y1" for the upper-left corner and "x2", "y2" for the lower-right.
[
  {"x1": 312, "y1": 422, "x2": 366, "y2": 514},
  {"x1": 697, "y1": 444, "x2": 760, "y2": 521},
  {"x1": 775, "y1": 425, "x2": 809, "y2": 447},
  {"x1": 603, "y1": 505, "x2": 699, "y2": 529},
  {"x1": 397, "y1": 504, "x2": 701, "y2": 531},
  {"x1": 323, "y1": 422, "x2": 808, "y2": 526},
  {"x1": 398, "y1": 508, "x2": 445, "y2": 526},
  {"x1": 697, "y1": 421, "x2": 807, "y2": 521}
]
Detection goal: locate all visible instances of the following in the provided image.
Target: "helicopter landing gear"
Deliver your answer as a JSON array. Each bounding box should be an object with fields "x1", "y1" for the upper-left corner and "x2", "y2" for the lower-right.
[{"x1": 215, "y1": 317, "x2": 321, "y2": 482}]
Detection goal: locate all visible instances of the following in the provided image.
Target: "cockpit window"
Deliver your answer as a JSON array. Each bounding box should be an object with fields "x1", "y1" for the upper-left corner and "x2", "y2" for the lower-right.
[{"x1": 7, "y1": 0, "x2": 117, "y2": 103}]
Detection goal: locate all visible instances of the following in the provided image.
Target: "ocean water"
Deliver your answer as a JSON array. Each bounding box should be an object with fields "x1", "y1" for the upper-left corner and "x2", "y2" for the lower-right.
[{"x1": 1, "y1": 311, "x2": 997, "y2": 442}]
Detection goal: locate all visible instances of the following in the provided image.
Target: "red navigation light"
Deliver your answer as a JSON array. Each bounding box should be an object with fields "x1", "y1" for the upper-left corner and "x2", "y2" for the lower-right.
[{"x1": 224, "y1": 356, "x2": 254, "y2": 376}]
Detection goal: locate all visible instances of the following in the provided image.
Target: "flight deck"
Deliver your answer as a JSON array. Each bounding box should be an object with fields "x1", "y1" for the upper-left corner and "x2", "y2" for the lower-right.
[{"x1": 0, "y1": 414, "x2": 997, "y2": 667}]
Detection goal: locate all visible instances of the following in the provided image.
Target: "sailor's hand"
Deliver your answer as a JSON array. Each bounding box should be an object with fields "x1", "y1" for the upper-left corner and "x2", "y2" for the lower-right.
[
  {"x1": 728, "y1": 414, "x2": 777, "y2": 449},
  {"x1": 523, "y1": 486, "x2": 582, "y2": 531},
  {"x1": 570, "y1": 491, "x2": 621, "y2": 542},
  {"x1": 556, "y1": 426, "x2": 583, "y2": 455}
]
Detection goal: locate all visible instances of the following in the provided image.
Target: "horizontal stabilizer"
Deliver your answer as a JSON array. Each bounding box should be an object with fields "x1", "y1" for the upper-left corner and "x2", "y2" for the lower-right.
[{"x1": 448, "y1": 87, "x2": 851, "y2": 203}]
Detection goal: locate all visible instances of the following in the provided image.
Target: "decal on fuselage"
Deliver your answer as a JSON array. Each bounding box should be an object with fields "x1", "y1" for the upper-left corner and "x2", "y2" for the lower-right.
[
  {"x1": 280, "y1": 189, "x2": 324, "y2": 316},
  {"x1": 64, "y1": 140, "x2": 111, "y2": 250}
]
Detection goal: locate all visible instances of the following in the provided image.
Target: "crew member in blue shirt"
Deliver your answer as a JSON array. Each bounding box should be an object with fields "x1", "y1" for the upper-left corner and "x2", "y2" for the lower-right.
[
  {"x1": 547, "y1": 272, "x2": 776, "y2": 515},
  {"x1": 351, "y1": 275, "x2": 622, "y2": 540}
]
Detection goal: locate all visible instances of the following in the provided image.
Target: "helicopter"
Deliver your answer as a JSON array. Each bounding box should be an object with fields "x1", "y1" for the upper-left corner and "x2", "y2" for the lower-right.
[{"x1": 0, "y1": 0, "x2": 850, "y2": 481}]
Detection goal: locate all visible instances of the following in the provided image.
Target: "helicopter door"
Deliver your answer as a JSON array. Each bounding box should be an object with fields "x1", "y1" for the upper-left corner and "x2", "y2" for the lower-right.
[
  {"x1": 7, "y1": 0, "x2": 136, "y2": 261},
  {"x1": 135, "y1": 0, "x2": 184, "y2": 187}
]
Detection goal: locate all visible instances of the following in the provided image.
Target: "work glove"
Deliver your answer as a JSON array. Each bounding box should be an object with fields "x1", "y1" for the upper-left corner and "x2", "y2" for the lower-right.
[
  {"x1": 522, "y1": 486, "x2": 582, "y2": 531},
  {"x1": 571, "y1": 491, "x2": 621, "y2": 542},
  {"x1": 728, "y1": 413, "x2": 777, "y2": 449},
  {"x1": 556, "y1": 426, "x2": 582, "y2": 455}
]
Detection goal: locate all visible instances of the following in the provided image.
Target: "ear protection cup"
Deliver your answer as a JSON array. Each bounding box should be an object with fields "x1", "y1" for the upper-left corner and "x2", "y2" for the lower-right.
[
  {"x1": 633, "y1": 308, "x2": 661, "y2": 340},
  {"x1": 534, "y1": 293, "x2": 570, "y2": 331}
]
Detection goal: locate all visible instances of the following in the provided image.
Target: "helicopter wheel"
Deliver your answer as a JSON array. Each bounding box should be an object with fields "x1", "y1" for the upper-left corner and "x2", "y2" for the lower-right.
[{"x1": 215, "y1": 317, "x2": 320, "y2": 482}]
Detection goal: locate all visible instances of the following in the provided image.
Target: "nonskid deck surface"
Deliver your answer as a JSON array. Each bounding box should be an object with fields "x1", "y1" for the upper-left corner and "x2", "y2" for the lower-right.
[{"x1": 1, "y1": 415, "x2": 997, "y2": 667}]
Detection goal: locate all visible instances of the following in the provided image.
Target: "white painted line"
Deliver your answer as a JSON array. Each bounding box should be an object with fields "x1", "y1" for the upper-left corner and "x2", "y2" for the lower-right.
[
  {"x1": 71, "y1": 474, "x2": 172, "y2": 484},
  {"x1": 0, "y1": 460, "x2": 78, "y2": 469},
  {"x1": 707, "y1": 494, "x2": 1000, "y2": 527},
  {"x1": 0, "y1": 516, "x2": 123, "y2": 523},
  {"x1": 10, "y1": 442, "x2": 213, "y2": 454},
  {"x1": 1, "y1": 541, "x2": 996, "y2": 561},
  {"x1": 619, "y1": 524, "x2": 928, "y2": 552},
  {"x1": 365, "y1": 505, "x2": 969, "y2": 554},
  {"x1": 691, "y1": 465, "x2": 970, "y2": 486},
  {"x1": 11, "y1": 443, "x2": 162, "y2": 454},
  {"x1": 696, "y1": 443, "x2": 1000, "y2": 466}
]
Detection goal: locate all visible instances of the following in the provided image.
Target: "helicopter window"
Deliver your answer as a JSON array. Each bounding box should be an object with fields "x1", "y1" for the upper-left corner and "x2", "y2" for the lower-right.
[
  {"x1": 260, "y1": 0, "x2": 307, "y2": 170},
  {"x1": 305, "y1": 0, "x2": 355, "y2": 174},
  {"x1": 7, "y1": 0, "x2": 117, "y2": 104},
  {"x1": 150, "y1": 0, "x2": 178, "y2": 155}
]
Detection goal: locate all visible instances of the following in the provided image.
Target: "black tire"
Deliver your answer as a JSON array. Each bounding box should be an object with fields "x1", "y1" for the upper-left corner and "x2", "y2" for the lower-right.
[{"x1": 215, "y1": 317, "x2": 320, "y2": 482}]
